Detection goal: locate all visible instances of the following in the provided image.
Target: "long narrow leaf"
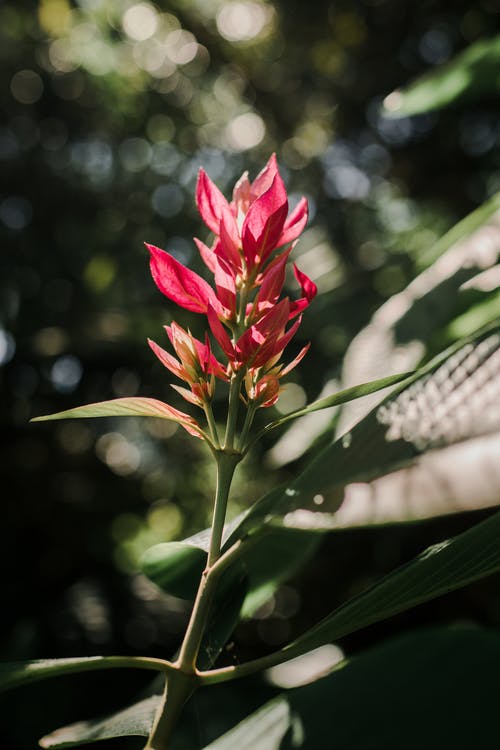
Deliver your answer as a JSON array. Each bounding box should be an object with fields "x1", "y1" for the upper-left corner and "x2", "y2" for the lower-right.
[
  {"x1": 254, "y1": 371, "x2": 413, "y2": 440},
  {"x1": 0, "y1": 655, "x2": 168, "y2": 693},
  {"x1": 31, "y1": 397, "x2": 203, "y2": 437},
  {"x1": 219, "y1": 323, "x2": 500, "y2": 546},
  {"x1": 204, "y1": 509, "x2": 500, "y2": 681}
]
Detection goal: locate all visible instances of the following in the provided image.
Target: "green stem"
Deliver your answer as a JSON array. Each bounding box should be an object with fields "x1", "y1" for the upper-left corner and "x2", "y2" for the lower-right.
[
  {"x1": 144, "y1": 670, "x2": 196, "y2": 750},
  {"x1": 224, "y1": 373, "x2": 243, "y2": 449},
  {"x1": 203, "y1": 402, "x2": 220, "y2": 448},
  {"x1": 145, "y1": 453, "x2": 239, "y2": 748},
  {"x1": 207, "y1": 452, "x2": 239, "y2": 567},
  {"x1": 238, "y1": 402, "x2": 257, "y2": 451},
  {"x1": 197, "y1": 642, "x2": 306, "y2": 686}
]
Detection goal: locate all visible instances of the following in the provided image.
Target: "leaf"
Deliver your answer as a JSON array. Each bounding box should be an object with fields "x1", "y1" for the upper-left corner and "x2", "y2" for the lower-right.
[
  {"x1": 383, "y1": 35, "x2": 500, "y2": 116},
  {"x1": 222, "y1": 323, "x2": 500, "y2": 541},
  {"x1": 141, "y1": 531, "x2": 319, "y2": 667},
  {"x1": 0, "y1": 655, "x2": 166, "y2": 693},
  {"x1": 31, "y1": 397, "x2": 202, "y2": 436},
  {"x1": 337, "y1": 193, "x2": 500, "y2": 437},
  {"x1": 39, "y1": 695, "x2": 159, "y2": 748},
  {"x1": 237, "y1": 529, "x2": 319, "y2": 619},
  {"x1": 198, "y1": 566, "x2": 249, "y2": 670},
  {"x1": 203, "y1": 628, "x2": 500, "y2": 749},
  {"x1": 260, "y1": 508, "x2": 500, "y2": 666},
  {"x1": 256, "y1": 371, "x2": 413, "y2": 439},
  {"x1": 157, "y1": 324, "x2": 500, "y2": 622},
  {"x1": 141, "y1": 542, "x2": 207, "y2": 600}
]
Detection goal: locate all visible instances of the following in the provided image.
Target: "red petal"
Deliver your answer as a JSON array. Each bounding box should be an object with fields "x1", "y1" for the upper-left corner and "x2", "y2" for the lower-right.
[
  {"x1": 232, "y1": 171, "x2": 251, "y2": 215},
  {"x1": 293, "y1": 264, "x2": 317, "y2": 301},
  {"x1": 218, "y1": 206, "x2": 242, "y2": 272},
  {"x1": 148, "y1": 338, "x2": 186, "y2": 381},
  {"x1": 255, "y1": 248, "x2": 291, "y2": 313},
  {"x1": 196, "y1": 169, "x2": 230, "y2": 234},
  {"x1": 170, "y1": 383, "x2": 204, "y2": 407},
  {"x1": 277, "y1": 197, "x2": 309, "y2": 246},
  {"x1": 241, "y1": 173, "x2": 288, "y2": 269},
  {"x1": 147, "y1": 244, "x2": 220, "y2": 315},
  {"x1": 252, "y1": 311, "x2": 301, "y2": 370},
  {"x1": 280, "y1": 342, "x2": 310, "y2": 376},
  {"x1": 289, "y1": 297, "x2": 310, "y2": 318},
  {"x1": 254, "y1": 374, "x2": 281, "y2": 407},
  {"x1": 236, "y1": 299, "x2": 290, "y2": 366},
  {"x1": 198, "y1": 333, "x2": 228, "y2": 380},
  {"x1": 194, "y1": 237, "x2": 217, "y2": 273},
  {"x1": 207, "y1": 304, "x2": 236, "y2": 360},
  {"x1": 214, "y1": 255, "x2": 237, "y2": 320},
  {"x1": 249, "y1": 153, "x2": 278, "y2": 201}
]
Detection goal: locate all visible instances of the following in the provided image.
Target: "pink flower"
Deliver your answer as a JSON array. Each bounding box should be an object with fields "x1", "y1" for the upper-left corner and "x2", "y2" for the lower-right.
[
  {"x1": 149, "y1": 322, "x2": 227, "y2": 408},
  {"x1": 147, "y1": 155, "x2": 317, "y2": 429},
  {"x1": 147, "y1": 243, "x2": 225, "y2": 317},
  {"x1": 194, "y1": 154, "x2": 309, "y2": 283}
]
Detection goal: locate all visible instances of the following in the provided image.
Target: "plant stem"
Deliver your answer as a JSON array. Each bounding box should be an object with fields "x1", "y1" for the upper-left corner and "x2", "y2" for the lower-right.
[
  {"x1": 196, "y1": 641, "x2": 307, "y2": 685},
  {"x1": 224, "y1": 373, "x2": 243, "y2": 449},
  {"x1": 207, "y1": 452, "x2": 238, "y2": 567},
  {"x1": 145, "y1": 452, "x2": 239, "y2": 748},
  {"x1": 144, "y1": 670, "x2": 196, "y2": 750},
  {"x1": 203, "y1": 402, "x2": 220, "y2": 448},
  {"x1": 238, "y1": 402, "x2": 257, "y2": 451}
]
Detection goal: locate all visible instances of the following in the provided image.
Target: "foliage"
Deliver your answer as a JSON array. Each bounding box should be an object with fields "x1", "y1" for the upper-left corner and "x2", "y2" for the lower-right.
[{"x1": 2, "y1": 0, "x2": 500, "y2": 748}]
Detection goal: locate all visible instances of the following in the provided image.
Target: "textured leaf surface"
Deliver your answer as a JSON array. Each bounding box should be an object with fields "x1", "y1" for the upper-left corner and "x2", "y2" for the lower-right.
[
  {"x1": 224, "y1": 324, "x2": 500, "y2": 540},
  {"x1": 31, "y1": 397, "x2": 201, "y2": 436},
  {"x1": 383, "y1": 35, "x2": 500, "y2": 116},
  {"x1": 39, "y1": 695, "x2": 158, "y2": 747},
  {"x1": 204, "y1": 628, "x2": 500, "y2": 749},
  {"x1": 262, "y1": 509, "x2": 500, "y2": 664},
  {"x1": 337, "y1": 194, "x2": 500, "y2": 435},
  {"x1": 258, "y1": 371, "x2": 413, "y2": 437}
]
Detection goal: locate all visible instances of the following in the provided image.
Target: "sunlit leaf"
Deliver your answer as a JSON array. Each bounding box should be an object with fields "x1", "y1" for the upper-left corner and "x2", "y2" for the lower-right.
[
  {"x1": 337, "y1": 194, "x2": 500, "y2": 437},
  {"x1": 256, "y1": 371, "x2": 413, "y2": 439},
  {"x1": 222, "y1": 323, "x2": 500, "y2": 541},
  {"x1": 31, "y1": 397, "x2": 203, "y2": 437},
  {"x1": 39, "y1": 695, "x2": 159, "y2": 748},
  {"x1": 383, "y1": 35, "x2": 500, "y2": 116}
]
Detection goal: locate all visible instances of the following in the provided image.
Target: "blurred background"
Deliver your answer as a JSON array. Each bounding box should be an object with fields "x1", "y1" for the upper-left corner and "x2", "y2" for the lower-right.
[{"x1": 1, "y1": 0, "x2": 500, "y2": 746}]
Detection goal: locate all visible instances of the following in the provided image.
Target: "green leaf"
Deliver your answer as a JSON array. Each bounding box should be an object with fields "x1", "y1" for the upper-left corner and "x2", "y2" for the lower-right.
[
  {"x1": 204, "y1": 628, "x2": 500, "y2": 749},
  {"x1": 30, "y1": 397, "x2": 202, "y2": 436},
  {"x1": 141, "y1": 542, "x2": 207, "y2": 600},
  {"x1": 0, "y1": 655, "x2": 167, "y2": 693},
  {"x1": 198, "y1": 567, "x2": 249, "y2": 670},
  {"x1": 237, "y1": 529, "x2": 319, "y2": 619},
  {"x1": 257, "y1": 509, "x2": 500, "y2": 667},
  {"x1": 256, "y1": 371, "x2": 413, "y2": 439},
  {"x1": 141, "y1": 531, "x2": 319, "y2": 667},
  {"x1": 337, "y1": 192, "x2": 500, "y2": 441},
  {"x1": 39, "y1": 695, "x2": 159, "y2": 748},
  {"x1": 383, "y1": 35, "x2": 500, "y2": 116},
  {"x1": 223, "y1": 323, "x2": 500, "y2": 541}
]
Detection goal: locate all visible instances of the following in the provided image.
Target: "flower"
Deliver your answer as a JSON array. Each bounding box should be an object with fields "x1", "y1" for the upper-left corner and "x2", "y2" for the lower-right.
[
  {"x1": 148, "y1": 155, "x2": 316, "y2": 434},
  {"x1": 148, "y1": 323, "x2": 227, "y2": 408},
  {"x1": 31, "y1": 157, "x2": 316, "y2": 449}
]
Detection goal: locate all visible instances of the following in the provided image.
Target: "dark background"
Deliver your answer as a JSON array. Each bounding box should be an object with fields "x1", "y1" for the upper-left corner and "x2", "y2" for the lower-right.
[{"x1": 2, "y1": 0, "x2": 500, "y2": 745}]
